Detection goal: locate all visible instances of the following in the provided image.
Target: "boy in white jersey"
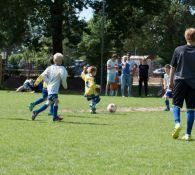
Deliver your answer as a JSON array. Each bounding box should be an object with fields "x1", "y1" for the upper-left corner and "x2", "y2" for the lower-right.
[
  {"x1": 32, "y1": 53, "x2": 68, "y2": 121},
  {"x1": 163, "y1": 64, "x2": 172, "y2": 111}
]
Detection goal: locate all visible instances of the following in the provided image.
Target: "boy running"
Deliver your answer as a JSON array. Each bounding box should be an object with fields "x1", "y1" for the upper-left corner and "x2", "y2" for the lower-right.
[
  {"x1": 81, "y1": 66, "x2": 101, "y2": 114},
  {"x1": 32, "y1": 53, "x2": 68, "y2": 121}
]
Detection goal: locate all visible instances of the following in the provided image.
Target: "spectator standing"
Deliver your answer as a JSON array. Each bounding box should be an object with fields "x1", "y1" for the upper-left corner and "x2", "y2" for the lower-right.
[
  {"x1": 121, "y1": 56, "x2": 131, "y2": 97},
  {"x1": 127, "y1": 53, "x2": 137, "y2": 96},
  {"x1": 138, "y1": 59, "x2": 149, "y2": 96},
  {"x1": 105, "y1": 54, "x2": 118, "y2": 96}
]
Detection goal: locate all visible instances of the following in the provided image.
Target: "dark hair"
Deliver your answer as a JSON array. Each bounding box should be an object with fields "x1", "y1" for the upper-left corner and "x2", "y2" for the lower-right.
[
  {"x1": 88, "y1": 66, "x2": 97, "y2": 73},
  {"x1": 165, "y1": 64, "x2": 171, "y2": 69}
]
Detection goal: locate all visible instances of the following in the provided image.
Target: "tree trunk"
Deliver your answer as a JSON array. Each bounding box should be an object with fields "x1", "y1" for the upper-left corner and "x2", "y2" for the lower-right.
[{"x1": 50, "y1": 0, "x2": 63, "y2": 54}]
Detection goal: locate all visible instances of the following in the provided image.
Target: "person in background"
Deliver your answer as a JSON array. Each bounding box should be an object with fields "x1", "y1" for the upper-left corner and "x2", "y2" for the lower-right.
[
  {"x1": 162, "y1": 64, "x2": 172, "y2": 111},
  {"x1": 138, "y1": 59, "x2": 149, "y2": 96},
  {"x1": 110, "y1": 72, "x2": 119, "y2": 96},
  {"x1": 127, "y1": 53, "x2": 137, "y2": 96},
  {"x1": 121, "y1": 55, "x2": 131, "y2": 97},
  {"x1": 106, "y1": 54, "x2": 118, "y2": 96}
]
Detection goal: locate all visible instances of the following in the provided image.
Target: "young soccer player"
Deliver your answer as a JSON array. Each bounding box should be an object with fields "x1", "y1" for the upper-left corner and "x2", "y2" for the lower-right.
[
  {"x1": 170, "y1": 28, "x2": 195, "y2": 141},
  {"x1": 81, "y1": 66, "x2": 101, "y2": 114},
  {"x1": 28, "y1": 76, "x2": 54, "y2": 115},
  {"x1": 32, "y1": 53, "x2": 68, "y2": 121},
  {"x1": 16, "y1": 78, "x2": 34, "y2": 92},
  {"x1": 163, "y1": 64, "x2": 172, "y2": 111}
]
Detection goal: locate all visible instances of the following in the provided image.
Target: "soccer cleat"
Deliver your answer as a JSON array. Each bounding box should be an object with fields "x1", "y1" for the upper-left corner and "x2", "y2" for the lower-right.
[
  {"x1": 172, "y1": 125, "x2": 181, "y2": 139},
  {"x1": 29, "y1": 103, "x2": 35, "y2": 111},
  {"x1": 32, "y1": 111, "x2": 37, "y2": 120},
  {"x1": 53, "y1": 116, "x2": 63, "y2": 121},
  {"x1": 90, "y1": 108, "x2": 96, "y2": 114},
  {"x1": 181, "y1": 134, "x2": 192, "y2": 141}
]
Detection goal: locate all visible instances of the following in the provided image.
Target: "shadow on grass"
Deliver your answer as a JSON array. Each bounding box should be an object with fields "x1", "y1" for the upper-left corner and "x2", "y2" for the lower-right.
[
  {"x1": 177, "y1": 138, "x2": 195, "y2": 142},
  {"x1": 65, "y1": 115, "x2": 99, "y2": 119},
  {"x1": 0, "y1": 117, "x2": 109, "y2": 125},
  {"x1": 59, "y1": 120, "x2": 109, "y2": 126},
  {"x1": 0, "y1": 117, "x2": 47, "y2": 123}
]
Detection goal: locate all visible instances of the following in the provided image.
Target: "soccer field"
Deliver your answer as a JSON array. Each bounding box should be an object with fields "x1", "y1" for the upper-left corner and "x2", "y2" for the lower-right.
[{"x1": 0, "y1": 91, "x2": 194, "y2": 175}]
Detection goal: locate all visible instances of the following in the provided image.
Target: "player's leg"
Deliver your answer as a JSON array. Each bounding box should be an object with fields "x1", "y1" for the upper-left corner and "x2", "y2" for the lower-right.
[
  {"x1": 90, "y1": 95, "x2": 100, "y2": 114},
  {"x1": 182, "y1": 86, "x2": 195, "y2": 141},
  {"x1": 32, "y1": 99, "x2": 50, "y2": 120},
  {"x1": 48, "y1": 103, "x2": 54, "y2": 115},
  {"x1": 52, "y1": 95, "x2": 63, "y2": 121},
  {"x1": 164, "y1": 94, "x2": 170, "y2": 111},
  {"x1": 172, "y1": 80, "x2": 186, "y2": 139},
  {"x1": 29, "y1": 88, "x2": 48, "y2": 111}
]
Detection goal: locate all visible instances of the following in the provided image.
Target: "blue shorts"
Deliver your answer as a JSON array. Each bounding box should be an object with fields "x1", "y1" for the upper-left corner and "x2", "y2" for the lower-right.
[
  {"x1": 107, "y1": 72, "x2": 116, "y2": 83},
  {"x1": 165, "y1": 90, "x2": 173, "y2": 98},
  {"x1": 42, "y1": 88, "x2": 48, "y2": 99},
  {"x1": 48, "y1": 94, "x2": 58, "y2": 102}
]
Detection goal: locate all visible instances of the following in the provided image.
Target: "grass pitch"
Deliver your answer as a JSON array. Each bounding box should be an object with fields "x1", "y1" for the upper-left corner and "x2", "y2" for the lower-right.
[{"x1": 0, "y1": 90, "x2": 194, "y2": 175}]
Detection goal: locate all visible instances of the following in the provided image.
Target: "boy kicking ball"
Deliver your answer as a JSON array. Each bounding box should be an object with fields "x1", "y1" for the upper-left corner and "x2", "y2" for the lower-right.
[
  {"x1": 163, "y1": 64, "x2": 172, "y2": 111},
  {"x1": 81, "y1": 66, "x2": 101, "y2": 114},
  {"x1": 170, "y1": 28, "x2": 195, "y2": 141},
  {"x1": 32, "y1": 53, "x2": 68, "y2": 121}
]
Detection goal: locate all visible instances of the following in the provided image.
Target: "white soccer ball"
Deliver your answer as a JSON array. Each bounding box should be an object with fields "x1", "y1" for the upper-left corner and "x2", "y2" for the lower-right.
[{"x1": 107, "y1": 103, "x2": 117, "y2": 113}]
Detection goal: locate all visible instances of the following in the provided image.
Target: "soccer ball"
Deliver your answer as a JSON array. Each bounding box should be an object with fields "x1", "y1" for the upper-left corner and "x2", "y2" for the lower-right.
[{"x1": 107, "y1": 103, "x2": 117, "y2": 113}]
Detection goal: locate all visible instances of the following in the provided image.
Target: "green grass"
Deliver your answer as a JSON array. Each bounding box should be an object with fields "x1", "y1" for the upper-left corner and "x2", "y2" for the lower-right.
[{"x1": 0, "y1": 90, "x2": 194, "y2": 175}]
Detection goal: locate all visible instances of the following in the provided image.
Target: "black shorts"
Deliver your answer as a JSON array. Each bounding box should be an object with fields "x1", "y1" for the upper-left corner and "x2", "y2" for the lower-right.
[{"x1": 173, "y1": 79, "x2": 195, "y2": 109}]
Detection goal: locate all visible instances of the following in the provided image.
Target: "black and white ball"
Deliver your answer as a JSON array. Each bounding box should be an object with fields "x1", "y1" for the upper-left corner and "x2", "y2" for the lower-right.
[{"x1": 107, "y1": 103, "x2": 117, "y2": 113}]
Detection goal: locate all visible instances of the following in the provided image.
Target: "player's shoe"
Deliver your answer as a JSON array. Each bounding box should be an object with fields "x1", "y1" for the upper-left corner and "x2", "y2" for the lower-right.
[
  {"x1": 29, "y1": 103, "x2": 35, "y2": 111},
  {"x1": 32, "y1": 111, "x2": 37, "y2": 120},
  {"x1": 53, "y1": 116, "x2": 63, "y2": 121},
  {"x1": 164, "y1": 108, "x2": 170, "y2": 111},
  {"x1": 172, "y1": 125, "x2": 181, "y2": 139},
  {"x1": 90, "y1": 108, "x2": 96, "y2": 114},
  {"x1": 181, "y1": 134, "x2": 192, "y2": 141}
]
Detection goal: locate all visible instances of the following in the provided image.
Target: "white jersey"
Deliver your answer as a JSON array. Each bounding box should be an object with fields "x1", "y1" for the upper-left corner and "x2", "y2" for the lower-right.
[
  {"x1": 164, "y1": 73, "x2": 170, "y2": 89},
  {"x1": 107, "y1": 59, "x2": 118, "y2": 73},
  {"x1": 41, "y1": 65, "x2": 68, "y2": 95}
]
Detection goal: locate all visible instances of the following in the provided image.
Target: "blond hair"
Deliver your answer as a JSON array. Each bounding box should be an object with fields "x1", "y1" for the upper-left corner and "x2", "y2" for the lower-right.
[
  {"x1": 122, "y1": 55, "x2": 128, "y2": 62},
  {"x1": 53, "y1": 53, "x2": 63, "y2": 65},
  {"x1": 184, "y1": 28, "x2": 195, "y2": 43}
]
